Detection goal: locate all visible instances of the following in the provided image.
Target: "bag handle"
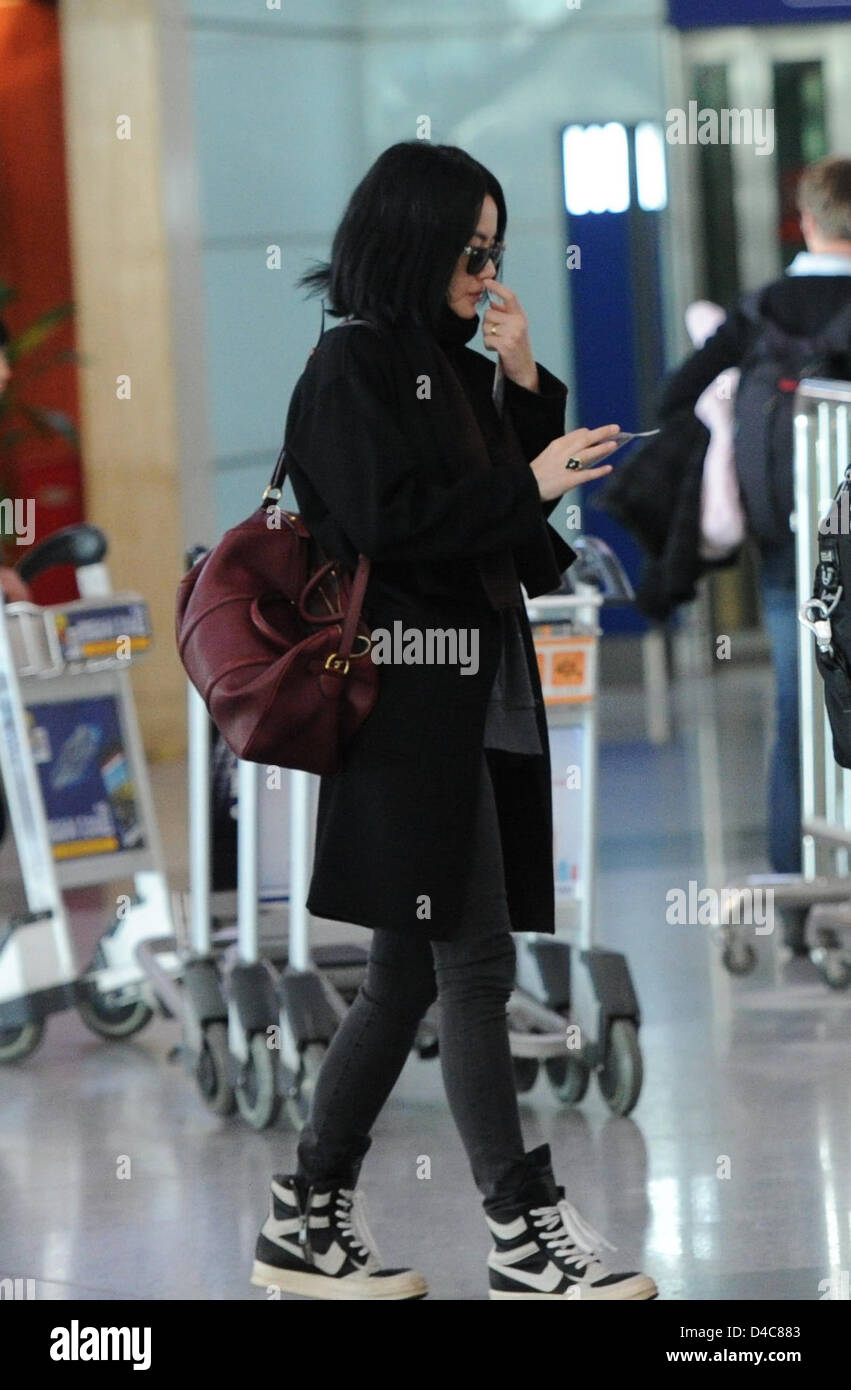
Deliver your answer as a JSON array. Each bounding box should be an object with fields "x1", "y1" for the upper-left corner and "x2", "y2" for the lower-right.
[
  {"x1": 337, "y1": 553, "x2": 371, "y2": 662},
  {"x1": 299, "y1": 558, "x2": 346, "y2": 624}
]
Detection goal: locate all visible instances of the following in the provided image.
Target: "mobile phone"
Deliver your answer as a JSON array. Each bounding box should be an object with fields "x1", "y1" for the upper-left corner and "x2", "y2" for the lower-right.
[{"x1": 611, "y1": 428, "x2": 661, "y2": 450}]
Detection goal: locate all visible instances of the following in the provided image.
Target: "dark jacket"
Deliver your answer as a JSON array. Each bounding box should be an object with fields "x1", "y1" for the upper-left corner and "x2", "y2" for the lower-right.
[
  {"x1": 602, "y1": 273, "x2": 851, "y2": 619},
  {"x1": 658, "y1": 274, "x2": 851, "y2": 422},
  {"x1": 599, "y1": 408, "x2": 719, "y2": 622},
  {"x1": 283, "y1": 317, "x2": 574, "y2": 940}
]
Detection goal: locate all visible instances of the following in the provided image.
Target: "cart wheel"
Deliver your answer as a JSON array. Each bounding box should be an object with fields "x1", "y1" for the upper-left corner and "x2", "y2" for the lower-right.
[
  {"x1": 0, "y1": 1021, "x2": 45, "y2": 1062},
  {"x1": 819, "y1": 951, "x2": 851, "y2": 992},
  {"x1": 77, "y1": 945, "x2": 154, "y2": 1039},
  {"x1": 236, "y1": 1033, "x2": 281, "y2": 1130},
  {"x1": 78, "y1": 994, "x2": 153, "y2": 1040},
  {"x1": 284, "y1": 1041, "x2": 327, "y2": 1132},
  {"x1": 196, "y1": 1021, "x2": 236, "y2": 1116},
  {"x1": 721, "y1": 941, "x2": 757, "y2": 976},
  {"x1": 597, "y1": 1019, "x2": 643, "y2": 1117},
  {"x1": 512, "y1": 1056, "x2": 540, "y2": 1094},
  {"x1": 545, "y1": 1054, "x2": 591, "y2": 1106}
]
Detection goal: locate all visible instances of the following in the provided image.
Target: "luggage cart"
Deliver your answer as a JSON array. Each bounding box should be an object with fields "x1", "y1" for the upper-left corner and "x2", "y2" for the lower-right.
[
  {"x1": 140, "y1": 692, "x2": 440, "y2": 1131},
  {"x1": 507, "y1": 536, "x2": 645, "y2": 1117},
  {"x1": 158, "y1": 537, "x2": 643, "y2": 1124},
  {"x1": 0, "y1": 524, "x2": 179, "y2": 1061},
  {"x1": 138, "y1": 686, "x2": 372, "y2": 1129},
  {"x1": 718, "y1": 378, "x2": 851, "y2": 984},
  {"x1": 141, "y1": 545, "x2": 437, "y2": 1130}
]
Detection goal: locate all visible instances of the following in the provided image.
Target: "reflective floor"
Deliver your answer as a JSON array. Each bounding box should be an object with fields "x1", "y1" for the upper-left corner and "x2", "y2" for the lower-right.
[{"x1": 2, "y1": 652, "x2": 850, "y2": 1301}]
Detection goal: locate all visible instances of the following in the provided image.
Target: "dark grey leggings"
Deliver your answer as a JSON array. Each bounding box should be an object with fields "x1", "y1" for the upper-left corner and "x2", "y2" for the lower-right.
[{"x1": 295, "y1": 753, "x2": 527, "y2": 1201}]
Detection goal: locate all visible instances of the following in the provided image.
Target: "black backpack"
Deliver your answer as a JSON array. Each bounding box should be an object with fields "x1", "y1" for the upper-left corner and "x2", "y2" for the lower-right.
[
  {"x1": 734, "y1": 292, "x2": 851, "y2": 546},
  {"x1": 806, "y1": 468, "x2": 851, "y2": 768}
]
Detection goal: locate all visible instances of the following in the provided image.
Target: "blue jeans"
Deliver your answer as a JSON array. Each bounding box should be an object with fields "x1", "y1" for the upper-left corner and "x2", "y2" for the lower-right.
[{"x1": 759, "y1": 541, "x2": 802, "y2": 875}]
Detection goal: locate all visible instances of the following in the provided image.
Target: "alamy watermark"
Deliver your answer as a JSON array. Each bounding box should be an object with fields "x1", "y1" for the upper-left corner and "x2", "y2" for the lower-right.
[
  {"x1": 0, "y1": 498, "x2": 35, "y2": 546},
  {"x1": 666, "y1": 102, "x2": 774, "y2": 157},
  {"x1": 50, "y1": 1321, "x2": 151, "y2": 1371},
  {"x1": 369, "y1": 621, "x2": 479, "y2": 676},
  {"x1": 666, "y1": 880, "x2": 775, "y2": 934},
  {"x1": 819, "y1": 491, "x2": 851, "y2": 535},
  {"x1": 0, "y1": 1276, "x2": 35, "y2": 1299}
]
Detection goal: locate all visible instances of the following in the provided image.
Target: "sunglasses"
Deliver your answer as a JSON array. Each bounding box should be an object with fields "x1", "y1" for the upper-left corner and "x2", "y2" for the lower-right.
[{"x1": 463, "y1": 239, "x2": 506, "y2": 276}]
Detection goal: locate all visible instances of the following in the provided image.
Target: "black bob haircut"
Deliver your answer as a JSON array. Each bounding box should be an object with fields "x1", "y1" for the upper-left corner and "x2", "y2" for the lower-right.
[{"x1": 297, "y1": 141, "x2": 507, "y2": 334}]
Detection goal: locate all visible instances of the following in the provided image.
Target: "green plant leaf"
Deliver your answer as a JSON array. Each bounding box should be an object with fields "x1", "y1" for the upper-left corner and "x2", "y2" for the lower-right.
[
  {"x1": 5, "y1": 347, "x2": 80, "y2": 387},
  {"x1": 7, "y1": 303, "x2": 75, "y2": 364},
  {"x1": 17, "y1": 403, "x2": 78, "y2": 445}
]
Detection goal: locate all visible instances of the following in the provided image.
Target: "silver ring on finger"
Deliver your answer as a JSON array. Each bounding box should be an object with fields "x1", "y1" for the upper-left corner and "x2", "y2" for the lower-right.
[{"x1": 565, "y1": 456, "x2": 585, "y2": 471}]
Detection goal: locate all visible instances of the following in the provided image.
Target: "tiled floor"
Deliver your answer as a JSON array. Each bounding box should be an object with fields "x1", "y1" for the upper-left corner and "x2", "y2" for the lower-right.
[{"x1": 2, "y1": 656, "x2": 850, "y2": 1301}]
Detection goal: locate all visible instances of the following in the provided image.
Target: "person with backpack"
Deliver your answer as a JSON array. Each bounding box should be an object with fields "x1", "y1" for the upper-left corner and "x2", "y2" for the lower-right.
[{"x1": 657, "y1": 157, "x2": 851, "y2": 942}]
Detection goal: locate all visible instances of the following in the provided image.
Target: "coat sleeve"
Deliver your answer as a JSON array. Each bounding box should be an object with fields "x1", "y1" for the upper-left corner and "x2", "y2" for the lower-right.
[
  {"x1": 284, "y1": 330, "x2": 547, "y2": 565},
  {"x1": 656, "y1": 312, "x2": 750, "y2": 421},
  {"x1": 503, "y1": 363, "x2": 568, "y2": 522},
  {"x1": 504, "y1": 363, "x2": 568, "y2": 456}
]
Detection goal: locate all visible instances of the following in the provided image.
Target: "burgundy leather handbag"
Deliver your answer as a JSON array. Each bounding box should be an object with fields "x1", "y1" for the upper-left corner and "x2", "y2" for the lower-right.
[{"x1": 175, "y1": 357, "x2": 378, "y2": 776}]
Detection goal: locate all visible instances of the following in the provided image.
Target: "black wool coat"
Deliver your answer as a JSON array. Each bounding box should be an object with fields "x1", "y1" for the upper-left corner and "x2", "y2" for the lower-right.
[{"x1": 283, "y1": 316, "x2": 576, "y2": 940}]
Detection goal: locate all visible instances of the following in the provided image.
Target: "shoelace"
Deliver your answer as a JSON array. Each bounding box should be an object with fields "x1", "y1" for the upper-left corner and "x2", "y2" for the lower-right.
[
  {"x1": 335, "y1": 1188, "x2": 383, "y2": 1266},
  {"x1": 531, "y1": 1199, "x2": 617, "y2": 1272}
]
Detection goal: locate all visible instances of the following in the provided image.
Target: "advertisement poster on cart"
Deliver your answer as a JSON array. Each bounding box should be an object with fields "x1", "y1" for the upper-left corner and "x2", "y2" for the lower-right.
[{"x1": 26, "y1": 694, "x2": 146, "y2": 859}]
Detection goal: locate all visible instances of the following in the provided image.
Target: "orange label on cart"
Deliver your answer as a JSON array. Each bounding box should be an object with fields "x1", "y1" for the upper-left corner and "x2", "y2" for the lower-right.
[
  {"x1": 552, "y1": 649, "x2": 587, "y2": 686},
  {"x1": 53, "y1": 836, "x2": 120, "y2": 859},
  {"x1": 533, "y1": 634, "x2": 596, "y2": 705},
  {"x1": 72, "y1": 636, "x2": 151, "y2": 658}
]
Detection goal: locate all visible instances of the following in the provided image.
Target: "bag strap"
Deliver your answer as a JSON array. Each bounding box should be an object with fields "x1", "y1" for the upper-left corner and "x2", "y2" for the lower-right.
[
  {"x1": 263, "y1": 309, "x2": 377, "y2": 657},
  {"x1": 814, "y1": 296, "x2": 851, "y2": 356},
  {"x1": 740, "y1": 287, "x2": 851, "y2": 362},
  {"x1": 262, "y1": 311, "x2": 377, "y2": 505}
]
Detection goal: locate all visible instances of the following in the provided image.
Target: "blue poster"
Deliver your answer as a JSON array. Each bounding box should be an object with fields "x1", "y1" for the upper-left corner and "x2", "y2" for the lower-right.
[
  {"x1": 669, "y1": 0, "x2": 851, "y2": 28},
  {"x1": 26, "y1": 695, "x2": 145, "y2": 859}
]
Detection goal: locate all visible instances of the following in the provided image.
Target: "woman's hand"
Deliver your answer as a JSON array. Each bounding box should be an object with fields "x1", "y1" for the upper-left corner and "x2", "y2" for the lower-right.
[
  {"x1": 481, "y1": 279, "x2": 538, "y2": 391},
  {"x1": 530, "y1": 426, "x2": 621, "y2": 502}
]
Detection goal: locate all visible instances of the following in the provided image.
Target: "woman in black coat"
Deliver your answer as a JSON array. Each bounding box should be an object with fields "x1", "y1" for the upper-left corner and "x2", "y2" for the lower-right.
[{"x1": 251, "y1": 142, "x2": 657, "y2": 1302}]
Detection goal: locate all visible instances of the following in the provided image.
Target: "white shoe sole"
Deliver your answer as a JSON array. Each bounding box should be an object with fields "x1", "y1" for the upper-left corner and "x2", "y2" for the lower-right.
[
  {"x1": 251, "y1": 1258, "x2": 428, "y2": 1301},
  {"x1": 489, "y1": 1274, "x2": 658, "y2": 1301}
]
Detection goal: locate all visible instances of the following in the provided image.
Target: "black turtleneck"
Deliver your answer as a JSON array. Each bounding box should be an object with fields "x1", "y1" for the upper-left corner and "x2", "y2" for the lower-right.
[
  {"x1": 434, "y1": 298, "x2": 482, "y2": 349},
  {"x1": 433, "y1": 302, "x2": 510, "y2": 462}
]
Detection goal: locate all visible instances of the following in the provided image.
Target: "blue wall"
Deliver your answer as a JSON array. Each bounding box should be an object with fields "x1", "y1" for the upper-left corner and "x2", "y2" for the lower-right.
[{"x1": 669, "y1": 0, "x2": 851, "y2": 28}]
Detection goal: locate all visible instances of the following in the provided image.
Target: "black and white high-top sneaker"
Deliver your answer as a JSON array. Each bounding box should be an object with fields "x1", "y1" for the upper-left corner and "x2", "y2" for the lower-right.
[
  {"x1": 484, "y1": 1144, "x2": 657, "y2": 1301},
  {"x1": 251, "y1": 1174, "x2": 428, "y2": 1301}
]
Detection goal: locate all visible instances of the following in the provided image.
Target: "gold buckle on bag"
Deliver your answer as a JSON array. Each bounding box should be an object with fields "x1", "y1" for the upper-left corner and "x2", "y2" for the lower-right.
[{"x1": 324, "y1": 634, "x2": 373, "y2": 676}]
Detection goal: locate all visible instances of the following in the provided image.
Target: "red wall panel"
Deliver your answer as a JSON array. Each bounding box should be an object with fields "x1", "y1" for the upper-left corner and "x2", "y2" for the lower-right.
[{"x1": 0, "y1": 0, "x2": 82, "y2": 602}]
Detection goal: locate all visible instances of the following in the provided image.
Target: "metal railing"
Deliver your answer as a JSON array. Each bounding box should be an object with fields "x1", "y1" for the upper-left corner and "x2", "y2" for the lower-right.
[
  {"x1": 717, "y1": 379, "x2": 851, "y2": 983},
  {"x1": 794, "y1": 379, "x2": 851, "y2": 876}
]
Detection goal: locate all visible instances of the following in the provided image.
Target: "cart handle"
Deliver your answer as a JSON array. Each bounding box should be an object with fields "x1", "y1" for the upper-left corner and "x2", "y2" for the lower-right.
[{"x1": 16, "y1": 523, "x2": 108, "y2": 584}]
